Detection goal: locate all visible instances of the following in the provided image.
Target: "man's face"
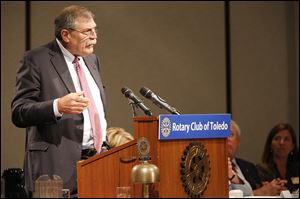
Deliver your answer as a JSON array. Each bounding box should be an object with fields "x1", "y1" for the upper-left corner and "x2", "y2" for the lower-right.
[
  {"x1": 227, "y1": 123, "x2": 240, "y2": 160},
  {"x1": 63, "y1": 17, "x2": 97, "y2": 56}
]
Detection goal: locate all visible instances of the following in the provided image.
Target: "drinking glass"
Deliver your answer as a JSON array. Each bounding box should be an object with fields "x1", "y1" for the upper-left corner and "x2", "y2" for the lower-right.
[{"x1": 116, "y1": 186, "x2": 131, "y2": 198}]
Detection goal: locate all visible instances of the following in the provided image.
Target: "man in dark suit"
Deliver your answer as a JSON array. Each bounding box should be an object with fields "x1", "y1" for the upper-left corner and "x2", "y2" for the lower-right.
[
  {"x1": 11, "y1": 5, "x2": 107, "y2": 197},
  {"x1": 228, "y1": 120, "x2": 287, "y2": 196}
]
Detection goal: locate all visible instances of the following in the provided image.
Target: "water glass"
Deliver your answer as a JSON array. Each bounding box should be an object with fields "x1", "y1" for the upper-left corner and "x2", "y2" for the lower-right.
[{"x1": 116, "y1": 186, "x2": 131, "y2": 198}]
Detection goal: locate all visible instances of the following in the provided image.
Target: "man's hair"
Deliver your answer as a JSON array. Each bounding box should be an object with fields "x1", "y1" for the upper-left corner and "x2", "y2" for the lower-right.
[
  {"x1": 54, "y1": 5, "x2": 95, "y2": 40},
  {"x1": 231, "y1": 120, "x2": 241, "y2": 136}
]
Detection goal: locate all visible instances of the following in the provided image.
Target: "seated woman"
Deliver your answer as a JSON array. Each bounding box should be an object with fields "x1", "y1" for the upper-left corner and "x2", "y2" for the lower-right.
[
  {"x1": 107, "y1": 127, "x2": 134, "y2": 148},
  {"x1": 256, "y1": 123, "x2": 299, "y2": 193}
]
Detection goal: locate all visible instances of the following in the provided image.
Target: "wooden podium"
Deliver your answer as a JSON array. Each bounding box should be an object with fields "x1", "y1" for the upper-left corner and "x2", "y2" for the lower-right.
[{"x1": 77, "y1": 116, "x2": 228, "y2": 198}]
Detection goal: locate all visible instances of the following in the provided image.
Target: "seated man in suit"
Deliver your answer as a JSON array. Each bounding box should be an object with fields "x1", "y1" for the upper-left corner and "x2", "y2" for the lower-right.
[{"x1": 228, "y1": 120, "x2": 287, "y2": 196}]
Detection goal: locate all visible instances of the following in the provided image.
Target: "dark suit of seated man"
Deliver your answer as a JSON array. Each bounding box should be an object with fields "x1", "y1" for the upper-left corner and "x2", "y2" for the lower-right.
[{"x1": 236, "y1": 158, "x2": 262, "y2": 190}]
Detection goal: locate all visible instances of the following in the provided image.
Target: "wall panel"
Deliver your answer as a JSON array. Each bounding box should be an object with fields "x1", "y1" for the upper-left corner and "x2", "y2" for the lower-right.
[
  {"x1": 1, "y1": 1, "x2": 26, "y2": 174},
  {"x1": 231, "y1": 1, "x2": 299, "y2": 163}
]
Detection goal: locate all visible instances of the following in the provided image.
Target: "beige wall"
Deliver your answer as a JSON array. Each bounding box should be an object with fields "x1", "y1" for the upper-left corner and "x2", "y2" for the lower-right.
[
  {"x1": 1, "y1": 1, "x2": 298, "y2": 177},
  {"x1": 1, "y1": 1, "x2": 26, "y2": 172},
  {"x1": 230, "y1": 1, "x2": 299, "y2": 163}
]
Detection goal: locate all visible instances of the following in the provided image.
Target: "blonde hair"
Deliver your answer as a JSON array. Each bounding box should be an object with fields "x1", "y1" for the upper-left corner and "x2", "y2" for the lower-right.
[{"x1": 107, "y1": 127, "x2": 134, "y2": 148}]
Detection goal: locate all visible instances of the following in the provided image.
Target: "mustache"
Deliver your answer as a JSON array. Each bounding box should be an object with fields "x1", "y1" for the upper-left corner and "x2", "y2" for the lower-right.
[{"x1": 87, "y1": 40, "x2": 97, "y2": 45}]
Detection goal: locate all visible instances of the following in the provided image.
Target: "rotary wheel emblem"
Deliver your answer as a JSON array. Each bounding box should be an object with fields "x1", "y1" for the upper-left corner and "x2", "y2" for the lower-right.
[
  {"x1": 161, "y1": 117, "x2": 171, "y2": 137},
  {"x1": 180, "y1": 142, "x2": 210, "y2": 197},
  {"x1": 137, "y1": 137, "x2": 150, "y2": 157}
]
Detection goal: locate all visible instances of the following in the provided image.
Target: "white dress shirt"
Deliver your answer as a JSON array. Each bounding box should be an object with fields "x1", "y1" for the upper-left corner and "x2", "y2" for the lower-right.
[{"x1": 53, "y1": 38, "x2": 107, "y2": 149}]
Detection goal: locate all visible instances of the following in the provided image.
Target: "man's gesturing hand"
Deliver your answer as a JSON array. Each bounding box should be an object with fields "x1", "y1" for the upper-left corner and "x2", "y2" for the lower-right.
[{"x1": 58, "y1": 92, "x2": 91, "y2": 114}]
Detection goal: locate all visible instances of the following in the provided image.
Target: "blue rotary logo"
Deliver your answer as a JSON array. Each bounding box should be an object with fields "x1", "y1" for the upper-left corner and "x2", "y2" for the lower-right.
[{"x1": 161, "y1": 117, "x2": 171, "y2": 137}]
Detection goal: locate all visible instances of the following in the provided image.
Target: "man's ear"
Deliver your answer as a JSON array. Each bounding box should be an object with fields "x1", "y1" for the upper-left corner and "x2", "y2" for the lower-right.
[{"x1": 61, "y1": 29, "x2": 70, "y2": 43}]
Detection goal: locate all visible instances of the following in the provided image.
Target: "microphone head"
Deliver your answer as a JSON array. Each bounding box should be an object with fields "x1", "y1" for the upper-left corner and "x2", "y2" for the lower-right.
[
  {"x1": 121, "y1": 87, "x2": 129, "y2": 94},
  {"x1": 140, "y1": 87, "x2": 152, "y2": 99},
  {"x1": 121, "y1": 87, "x2": 131, "y2": 96}
]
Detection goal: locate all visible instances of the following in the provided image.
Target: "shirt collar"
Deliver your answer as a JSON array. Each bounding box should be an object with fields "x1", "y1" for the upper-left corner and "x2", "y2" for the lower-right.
[
  {"x1": 56, "y1": 38, "x2": 82, "y2": 62},
  {"x1": 232, "y1": 158, "x2": 238, "y2": 166}
]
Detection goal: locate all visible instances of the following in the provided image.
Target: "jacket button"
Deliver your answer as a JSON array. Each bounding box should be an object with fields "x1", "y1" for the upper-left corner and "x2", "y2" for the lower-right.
[{"x1": 76, "y1": 125, "x2": 83, "y2": 130}]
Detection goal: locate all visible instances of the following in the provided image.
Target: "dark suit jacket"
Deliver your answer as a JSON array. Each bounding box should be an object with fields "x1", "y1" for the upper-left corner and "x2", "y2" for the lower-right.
[
  {"x1": 11, "y1": 40, "x2": 106, "y2": 195},
  {"x1": 236, "y1": 158, "x2": 262, "y2": 190}
]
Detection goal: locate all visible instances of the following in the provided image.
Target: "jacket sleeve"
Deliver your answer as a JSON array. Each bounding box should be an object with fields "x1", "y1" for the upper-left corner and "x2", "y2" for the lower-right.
[{"x1": 11, "y1": 52, "x2": 57, "y2": 128}]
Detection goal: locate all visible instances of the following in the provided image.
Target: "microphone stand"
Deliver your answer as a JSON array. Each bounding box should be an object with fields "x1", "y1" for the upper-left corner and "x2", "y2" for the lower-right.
[{"x1": 128, "y1": 98, "x2": 139, "y2": 117}]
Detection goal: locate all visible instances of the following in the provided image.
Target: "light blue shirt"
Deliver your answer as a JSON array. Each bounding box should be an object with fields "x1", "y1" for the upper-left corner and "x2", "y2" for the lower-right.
[{"x1": 229, "y1": 158, "x2": 254, "y2": 197}]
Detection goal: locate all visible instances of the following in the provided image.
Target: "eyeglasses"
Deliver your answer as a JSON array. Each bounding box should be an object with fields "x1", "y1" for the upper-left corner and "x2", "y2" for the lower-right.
[{"x1": 68, "y1": 27, "x2": 98, "y2": 37}]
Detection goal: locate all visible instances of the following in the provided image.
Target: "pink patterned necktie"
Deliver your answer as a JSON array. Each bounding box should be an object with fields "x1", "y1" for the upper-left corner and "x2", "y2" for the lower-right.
[{"x1": 73, "y1": 57, "x2": 102, "y2": 153}]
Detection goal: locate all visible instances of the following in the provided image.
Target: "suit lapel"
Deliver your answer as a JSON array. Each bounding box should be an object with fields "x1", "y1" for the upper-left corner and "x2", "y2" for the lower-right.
[{"x1": 49, "y1": 41, "x2": 76, "y2": 93}]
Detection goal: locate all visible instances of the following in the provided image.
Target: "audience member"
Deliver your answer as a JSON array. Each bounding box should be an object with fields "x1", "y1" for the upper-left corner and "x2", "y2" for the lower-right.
[
  {"x1": 107, "y1": 127, "x2": 134, "y2": 148},
  {"x1": 256, "y1": 123, "x2": 299, "y2": 193},
  {"x1": 228, "y1": 120, "x2": 287, "y2": 196}
]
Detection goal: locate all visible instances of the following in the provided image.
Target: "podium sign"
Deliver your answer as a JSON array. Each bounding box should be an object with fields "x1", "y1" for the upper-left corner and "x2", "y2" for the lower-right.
[{"x1": 159, "y1": 114, "x2": 231, "y2": 140}]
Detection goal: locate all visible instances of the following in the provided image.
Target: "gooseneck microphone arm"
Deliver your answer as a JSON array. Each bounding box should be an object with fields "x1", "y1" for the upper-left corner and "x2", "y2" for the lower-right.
[
  {"x1": 121, "y1": 87, "x2": 153, "y2": 116},
  {"x1": 128, "y1": 98, "x2": 139, "y2": 117},
  {"x1": 140, "y1": 87, "x2": 180, "y2": 115}
]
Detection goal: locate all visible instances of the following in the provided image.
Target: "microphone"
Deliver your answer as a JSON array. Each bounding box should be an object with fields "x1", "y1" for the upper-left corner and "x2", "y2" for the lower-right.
[
  {"x1": 121, "y1": 87, "x2": 153, "y2": 116},
  {"x1": 140, "y1": 87, "x2": 180, "y2": 115}
]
